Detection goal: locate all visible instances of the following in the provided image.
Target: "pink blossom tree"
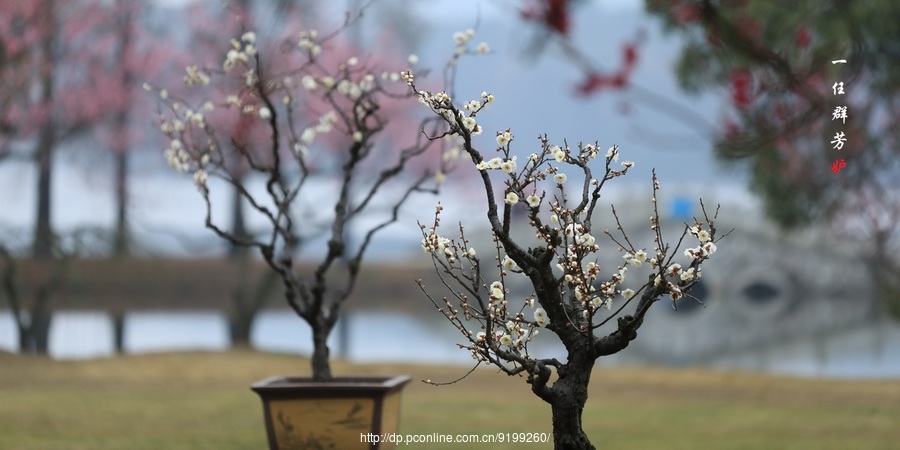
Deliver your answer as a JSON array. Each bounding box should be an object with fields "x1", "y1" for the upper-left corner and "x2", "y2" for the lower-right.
[
  {"x1": 0, "y1": 0, "x2": 176, "y2": 353},
  {"x1": 0, "y1": 0, "x2": 174, "y2": 258}
]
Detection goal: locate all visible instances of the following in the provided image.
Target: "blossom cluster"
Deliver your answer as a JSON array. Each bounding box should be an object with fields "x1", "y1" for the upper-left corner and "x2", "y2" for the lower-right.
[
  {"x1": 151, "y1": 23, "x2": 423, "y2": 192},
  {"x1": 223, "y1": 31, "x2": 258, "y2": 71}
]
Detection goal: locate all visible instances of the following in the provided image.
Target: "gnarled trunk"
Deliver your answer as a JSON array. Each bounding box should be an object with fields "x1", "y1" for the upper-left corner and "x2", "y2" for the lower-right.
[{"x1": 548, "y1": 363, "x2": 594, "y2": 450}]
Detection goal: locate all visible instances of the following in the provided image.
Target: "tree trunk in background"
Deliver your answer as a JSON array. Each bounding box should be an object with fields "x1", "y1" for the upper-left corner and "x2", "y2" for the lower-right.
[
  {"x1": 228, "y1": 181, "x2": 249, "y2": 258},
  {"x1": 25, "y1": 310, "x2": 53, "y2": 354},
  {"x1": 113, "y1": 311, "x2": 126, "y2": 353},
  {"x1": 112, "y1": 1, "x2": 134, "y2": 258},
  {"x1": 230, "y1": 266, "x2": 280, "y2": 346},
  {"x1": 32, "y1": 129, "x2": 56, "y2": 260},
  {"x1": 32, "y1": 0, "x2": 57, "y2": 260},
  {"x1": 227, "y1": 176, "x2": 253, "y2": 346},
  {"x1": 112, "y1": 140, "x2": 130, "y2": 257}
]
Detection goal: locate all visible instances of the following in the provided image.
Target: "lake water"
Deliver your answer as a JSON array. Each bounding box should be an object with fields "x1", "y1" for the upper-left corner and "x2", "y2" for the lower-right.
[{"x1": 1, "y1": 309, "x2": 899, "y2": 379}]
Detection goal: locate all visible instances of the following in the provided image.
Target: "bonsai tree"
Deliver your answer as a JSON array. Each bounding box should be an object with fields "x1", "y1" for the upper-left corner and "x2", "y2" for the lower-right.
[
  {"x1": 411, "y1": 30, "x2": 726, "y2": 450},
  {"x1": 149, "y1": 11, "x2": 449, "y2": 381}
]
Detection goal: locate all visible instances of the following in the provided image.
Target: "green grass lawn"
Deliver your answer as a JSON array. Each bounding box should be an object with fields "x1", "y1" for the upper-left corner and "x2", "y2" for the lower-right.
[{"x1": 1, "y1": 350, "x2": 899, "y2": 449}]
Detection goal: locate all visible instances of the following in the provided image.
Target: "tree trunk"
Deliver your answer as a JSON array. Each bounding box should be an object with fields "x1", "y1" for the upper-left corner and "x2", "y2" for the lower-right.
[
  {"x1": 228, "y1": 180, "x2": 249, "y2": 258},
  {"x1": 29, "y1": 310, "x2": 53, "y2": 354},
  {"x1": 549, "y1": 370, "x2": 595, "y2": 450},
  {"x1": 310, "y1": 320, "x2": 333, "y2": 381},
  {"x1": 111, "y1": 0, "x2": 134, "y2": 258},
  {"x1": 32, "y1": 0, "x2": 57, "y2": 260},
  {"x1": 229, "y1": 253, "x2": 278, "y2": 346},
  {"x1": 229, "y1": 313, "x2": 253, "y2": 347},
  {"x1": 112, "y1": 148, "x2": 130, "y2": 257},
  {"x1": 18, "y1": 310, "x2": 53, "y2": 355},
  {"x1": 112, "y1": 311, "x2": 126, "y2": 353},
  {"x1": 32, "y1": 130, "x2": 55, "y2": 260}
]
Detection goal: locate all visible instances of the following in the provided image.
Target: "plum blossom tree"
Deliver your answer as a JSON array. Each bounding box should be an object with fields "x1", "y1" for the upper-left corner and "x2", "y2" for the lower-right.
[
  {"x1": 412, "y1": 31, "x2": 725, "y2": 450},
  {"x1": 150, "y1": 10, "x2": 452, "y2": 380},
  {"x1": 173, "y1": 1, "x2": 429, "y2": 347}
]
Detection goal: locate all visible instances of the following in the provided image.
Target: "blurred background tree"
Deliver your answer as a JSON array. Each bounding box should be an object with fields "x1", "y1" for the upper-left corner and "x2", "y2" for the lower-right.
[
  {"x1": 642, "y1": 0, "x2": 899, "y2": 317},
  {"x1": 0, "y1": 0, "x2": 174, "y2": 259},
  {"x1": 518, "y1": 0, "x2": 899, "y2": 318}
]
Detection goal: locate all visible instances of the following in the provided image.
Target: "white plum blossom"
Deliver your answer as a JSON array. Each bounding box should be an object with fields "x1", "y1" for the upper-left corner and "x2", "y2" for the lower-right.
[
  {"x1": 667, "y1": 263, "x2": 682, "y2": 277},
  {"x1": 490, "y1": 287, "x2": 504, "y2": 302},
  {"x1": 496, "y1": 131, "x2": 512, "y2": 146},
  {"x1": 505, "y1": 192, "x2": 519, "y2": 205},
  {"x1": 301, "y1": 127, "x2": 316, "y2": 144},
  {"x1": 698, "y1": 229, "x2": 711, "y2": 243},
  {"x1": 605, "y1": 145, "x2": 619, "y2": 162},
  {"x1": 500, "y1": 158, "x2": 517, "y2": 173},
  {"x1": 476, "y1": 42, "x2": 490, "y2": 54},
  {"x1": 680, "y1": 267, "x2": 696, "y2": 282},
  {"x1": 576, "y1": 232, "x2": 596, "y2": 247},
  {"x1": 502, "y1": 255, "x2": 519, "y2": 271},
  {"x1": 499, "y1": 334, "x2": 513, "y2": 346},
  {"x1": 453, "y1": 31, "x2": 470, "y2": 46},
  {"x1": 623, "y1": 251, "x2": 644, "y2": 268},
  {"x1": 462, "y1": 116, "x2": 477, "y2": 132},
  {"x1": 668, "y1": 282, "x2": 684, "y2": 301},
  {"x1": 193, "y1": 169, "x2": 208, "y2": 189},
  {"x1": 634, "y1": 250, "x2": 647, "y2": 264},
  {"x1": 526, "y1": 194, "x2": 541, "y2": 208},
  {"x1": 534, "y1": 308, "x2": 549, "y2": 327},
  {"x1": 551, "y1": 145, "x2": 566, "y2": 162},
  {"x1": 421, "y1": 228, "x2": 451, "y2": 254},
  {"x1": 487, "y1": 157, "x2": 503, "y2": 170},
  {"x1": 302, "y1": 75, "x2": 317, "y2": 90},
  {"x1": 622, "y1": 288, "x2": 635, "y2": 300},
  {"x1": 554, "y1": 173, "x2": 568, "y2": 184}
]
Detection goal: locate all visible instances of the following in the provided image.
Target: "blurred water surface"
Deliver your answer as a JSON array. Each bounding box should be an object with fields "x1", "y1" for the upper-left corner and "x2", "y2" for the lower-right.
[{"x1": 1, "y1": 309, "x2": 898, "y2": 379}]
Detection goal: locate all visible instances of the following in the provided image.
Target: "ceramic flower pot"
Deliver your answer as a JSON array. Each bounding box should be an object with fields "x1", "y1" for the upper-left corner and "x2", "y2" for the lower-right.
[{"x1": 251, "y1": 375, "x2": 411, "y2": 450}]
